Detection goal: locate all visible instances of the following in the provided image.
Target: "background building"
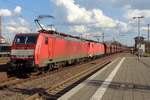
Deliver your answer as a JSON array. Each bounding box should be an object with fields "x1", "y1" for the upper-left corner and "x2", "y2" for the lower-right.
[{"x1": 134, "y1": 36, "x2": 144, "y2": 50}]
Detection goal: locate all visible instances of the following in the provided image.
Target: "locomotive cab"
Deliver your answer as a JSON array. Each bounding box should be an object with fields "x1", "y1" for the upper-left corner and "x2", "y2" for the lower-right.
[{"x1": 9, "y1": 33, "x2": 38, "y2": 71}]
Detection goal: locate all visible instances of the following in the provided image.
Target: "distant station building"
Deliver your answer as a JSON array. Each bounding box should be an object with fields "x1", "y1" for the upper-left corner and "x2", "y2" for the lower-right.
[
  {"x1": 134, "y1": 36, "x2": 145, "y2": 55},
  {"x1": 134, "y1": 36, "x2": 144, "y2": 48},
  {"x1": 134, "y1": 36, "x2": 144, "y2": 49},
  {"x1": 134, "y1": 36, "x2": 150, "y2": 53},
  {"x1": 144, "y1": 41, "x2": 150, "y2": 53}
]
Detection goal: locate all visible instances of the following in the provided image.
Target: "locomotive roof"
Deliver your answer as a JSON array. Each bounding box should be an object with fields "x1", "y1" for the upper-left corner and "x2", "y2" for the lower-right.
[
  {"x1": 16, "y1": 33, "x2": 38, "y2": 36},
  {"x1": 16, "y1": 30, "x2": 103, "y2": 44},
  {"x1": 40, "y1": 30, "x2": 102, "y2": 43}
]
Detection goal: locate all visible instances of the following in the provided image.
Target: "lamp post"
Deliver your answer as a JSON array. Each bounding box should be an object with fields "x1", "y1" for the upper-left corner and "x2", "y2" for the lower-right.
[
  {"x1": 148, "y1": 24, "x2": 150, "y2": 42},
  {"x1": 133, "y1": 16, "x2": 144, "y2": 41},
  {"x1": 133, "y1": 16, "x2": 144, "y2": 59}
]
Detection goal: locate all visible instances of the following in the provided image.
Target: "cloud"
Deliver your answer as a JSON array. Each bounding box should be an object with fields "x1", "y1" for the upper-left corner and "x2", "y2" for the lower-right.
[
  {"x1": 0, "y1": 6, "x2": 22, "y2": 16},
  {"x1": 0, "y1": 6, "x2": 30, "y2": 33},
  {"x1": 116, "y1": 20, "x2": 129, "y2": 33},
  {"x1": 50, "y1": 0, "x2": 134, "y2": 39},
  {"x1": 81, "y1": 32, "x2": 102, "y2": 37},
  {"x1": 49, "y1": 0, "x2": 149, "y2": 46},
  {"x1": 70, "y1": 25, "x2": 88, "y2": 33},
  {"x1": 0, "y1": 9, "x2": 12, "y2": 16},
  {"x1": 124, "y1": 7, "x2": 150, "y2": 19},
  {"x1": 51, "y1": 0, "x2": 117, "y2": 28},
  {"x1": 6, "y1": 17, "x2": 30, "y2": 33},
  {"x1": 18, "y1": 17, "x2": 28, "y2": 26},
  {"x1": 14, "y1": 6, "x2": 22, "y2": 15},
  {"x1": 122, "y1": 6, "x2": 150, "y2": 34},
  {"x1": 6, "y1": 26, "x2": 29, "y2": 33}
]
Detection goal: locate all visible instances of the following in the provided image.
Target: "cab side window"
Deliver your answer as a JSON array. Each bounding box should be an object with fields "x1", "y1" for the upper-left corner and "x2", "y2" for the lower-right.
[{"x1": 45, "y1": 37, "x2": 48, "y2": 44}]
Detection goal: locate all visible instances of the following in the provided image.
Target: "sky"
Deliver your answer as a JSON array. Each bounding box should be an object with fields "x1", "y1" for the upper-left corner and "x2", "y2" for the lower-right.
[{"x1": 0, "y1": 0, "x2": 150, "y2": 46}]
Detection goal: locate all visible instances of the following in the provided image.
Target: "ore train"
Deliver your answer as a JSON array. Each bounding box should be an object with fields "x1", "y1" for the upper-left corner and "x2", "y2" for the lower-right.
[{"x1": 8, "y1": 30, "x2": 127, "y2": 72}]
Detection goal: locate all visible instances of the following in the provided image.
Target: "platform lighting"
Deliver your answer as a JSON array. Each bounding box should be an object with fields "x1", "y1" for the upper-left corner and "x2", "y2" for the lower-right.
[
  {"x1": 148, "y1": 24, "x2": 150, "y2": 41},
  {"x1": 132, "y1": 16, "x2": 144, "y2": 59},
  {"x1": 132, "y1": 16, "x2": 144, "y2": 39}
]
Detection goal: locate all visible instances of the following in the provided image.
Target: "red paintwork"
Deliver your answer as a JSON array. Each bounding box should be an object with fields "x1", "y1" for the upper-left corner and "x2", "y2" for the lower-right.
[
  {"x1": 11, "y1": 31, "x2": 105, "y2": 67},
  {"x1": 34, "y1": 32, "x2": 105, "y2": 66},
  {"x1": 11, "y1": 31, "x2": 129, "y2": 68}
]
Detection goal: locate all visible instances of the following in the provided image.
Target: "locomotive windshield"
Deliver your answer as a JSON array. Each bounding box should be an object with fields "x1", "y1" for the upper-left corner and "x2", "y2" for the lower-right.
[{"x1": 14, "y1": 35, "x2": 38, "y2": 44}]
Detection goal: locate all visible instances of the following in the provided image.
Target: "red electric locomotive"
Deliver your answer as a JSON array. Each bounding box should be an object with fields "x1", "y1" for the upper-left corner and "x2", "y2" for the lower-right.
[
  {"x1": 9, "y1": 30, "x2": 105, "y2": 72},
  {"x1": 7, "y1": 15, "x2": 128, "y2": 73}
]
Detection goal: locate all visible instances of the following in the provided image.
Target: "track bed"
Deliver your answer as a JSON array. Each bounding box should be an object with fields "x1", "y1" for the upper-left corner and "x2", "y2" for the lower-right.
[{"x1": 0, "y1": 53, "x2": 131, "y2": 100}]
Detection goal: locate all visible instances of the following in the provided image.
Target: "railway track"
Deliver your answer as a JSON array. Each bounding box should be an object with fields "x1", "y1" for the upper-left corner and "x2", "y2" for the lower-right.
[
  {"x1": 0, "y1": 53, "x2": 127, "y2": 100},
  {"x1": 0, "y1": 67, "x2": 69, "y2": 90},
  {"x1": 0, "y1": 54, "x2": 112, "y2": 88},
  {"x1": 27, "y1": 60, "x2": 110, "y2": 100},
  {"x1": 26, "y1": 53, "x2": 125, "y2": 100}
]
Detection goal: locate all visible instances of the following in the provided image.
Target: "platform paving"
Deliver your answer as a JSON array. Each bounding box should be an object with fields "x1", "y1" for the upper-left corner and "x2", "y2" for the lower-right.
[{"x1": 58, "y1": 56, "x2": 150, "y2": 100}]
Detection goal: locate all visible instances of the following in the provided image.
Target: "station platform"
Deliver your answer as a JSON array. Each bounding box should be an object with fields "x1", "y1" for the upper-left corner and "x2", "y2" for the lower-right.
[{"x1": 58, "y1": 56, "x2": 150, "y2": 100}]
